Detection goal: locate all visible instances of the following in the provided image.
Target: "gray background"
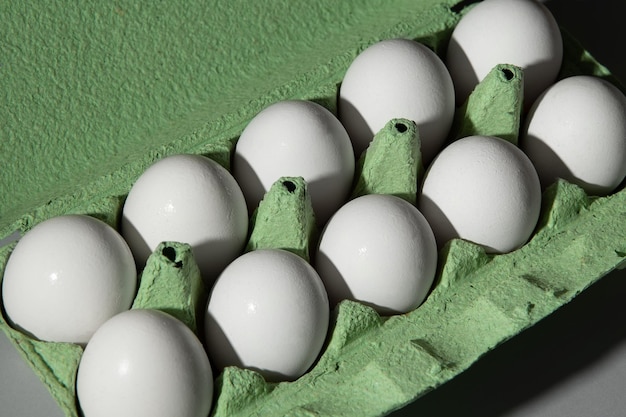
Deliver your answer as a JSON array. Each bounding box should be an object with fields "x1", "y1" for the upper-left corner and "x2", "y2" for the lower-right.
[{"x1": 1, "y1": 1, "x2": 626, "y2": 416}]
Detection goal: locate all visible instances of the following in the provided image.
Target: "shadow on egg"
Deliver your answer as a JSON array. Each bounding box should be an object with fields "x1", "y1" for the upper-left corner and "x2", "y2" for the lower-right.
[
  {"x1": 313, "y1": 250, "x2": 355, "y2": 309},
  {"x1": 234, "y1": 153, "x2": 349, "y2": 227},
  {"x1": 447, "y1": 40, "x2": 559, "y2": 112},
  {"x1": 121, "y1": 217, "x2": 242, "y2": 288},
  {"x1": 203, "y1": 312, "x2": 243, "y2": 375},
  {"x1": 232, "y1": 152, "x2": 267, "y2": 217},
  {"x1": 204, "y1": 313, "x2": 301, "y2": 383},
  {"x1": 419, "y1": 117, "x2": 456, "y2": 165},
  {"x1": 445, "y1": 37, "x2": 478, "y2": 107},
  {"x1": 519, "y1": 133, "x2": 580, "y2": 192},
  {"x1": 119, "y1": 217, "x2": 152, "y2": 272},
  {"x1": 339, "y1": 97, "x2": 451, "y2": 165},
  {"x1": 336, "y1": 97, "x2": 373, "y2": 159},
  {"x1": 448, "y1": 116, "x2": 517, "y2": 147},
  {"x1": 519, "y1": 60, "x2": 564, "y2": 112},
  {"x1": 191, "y1": 238, "x2": 246, "y2": 287},
  {"x1": 416, "y1": 194, "x2": 460, "y2": 251},
  {"x1": 306, "y1": 174, "x2": 352, "y2": 227},
  {"x1": 314, "y1": 250, "x2": 408, "y2": 316}
]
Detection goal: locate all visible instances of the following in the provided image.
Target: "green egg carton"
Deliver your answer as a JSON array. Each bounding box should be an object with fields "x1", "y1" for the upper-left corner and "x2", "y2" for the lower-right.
[{"x1": 2, "y1": 1, "x2": 626, "y2": 417}]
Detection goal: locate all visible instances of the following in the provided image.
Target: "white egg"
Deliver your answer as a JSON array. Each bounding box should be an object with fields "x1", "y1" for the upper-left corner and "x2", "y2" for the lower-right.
[
  {"x1": 446, "y1": 0, "x2": 563, "y2": 106},
  {"x1": 204, "y1": 249, "x2": 329, "y2": 382},
  {"x1": 121, "y1": 154, "x2": 248, "y2": 285},
  {"x1": 1, "y1": 215, "x2": 136, "y2": 344},
  {"x1": 315, "y1": 194, "x2": 438, "y2": 315},
  {"x1": 338, "y1": 38, "x2": 455, "y2": 163},
  {"x1": 418, "y1": 135, "x2": 542, "y2": 253},
  {"x1": 520, "y1": 75, "x2": 626, "y2": 195},
  {"x1": 233, "y1": 100, "x2": 355, "y2": 225},
  {"x1": 76, "y1": 309, "x2": 213, "y2": 417}
]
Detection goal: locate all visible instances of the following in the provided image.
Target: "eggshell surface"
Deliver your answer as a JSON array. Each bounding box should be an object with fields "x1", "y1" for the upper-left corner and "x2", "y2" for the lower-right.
[
  {"x1": 1, "y1": 215, "x2": 137, "y2": 344},
  {"x1": 446, "y1": 0, "x2": 562, "y2": 106},
  {"x1": 338, "y1": 38, "x2": 455, "y2": 163},
  {"x1": 520, "y1": 75, "x2": 626, "y2": 195},
  {"x1": 76, "y1": 309, "x2": 213, "y2": 417},
  {"x1": 204, "y1": 249, "x2": 329, "y2": 382},
  {"x1": 315, "y1": 194, "x2": 438, "y2": 315},
  {"x1": 233, "y1": 100, "x2": 354, "y2": 225},
  {"x1": 121, "y1": 154, "x2": 248, "y2": 285},
  {"x1": 418, "y1": 135, "x2": 542, "y2": 253}
]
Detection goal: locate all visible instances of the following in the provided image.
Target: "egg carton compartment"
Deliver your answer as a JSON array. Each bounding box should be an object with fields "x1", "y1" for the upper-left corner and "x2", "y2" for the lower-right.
[{"x1": 2, "y1": 1, "x2": 626, "y2": 417}]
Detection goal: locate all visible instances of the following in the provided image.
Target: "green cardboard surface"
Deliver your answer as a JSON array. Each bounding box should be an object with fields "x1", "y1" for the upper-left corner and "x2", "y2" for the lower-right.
[{"x1": 0, "y1": 0, "x2": 459, "y2": 237}]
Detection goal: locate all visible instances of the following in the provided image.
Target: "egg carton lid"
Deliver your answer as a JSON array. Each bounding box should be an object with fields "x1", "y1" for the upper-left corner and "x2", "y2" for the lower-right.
[{"x1": 0, "y1": 0, "x2": 463, "y2": 237}]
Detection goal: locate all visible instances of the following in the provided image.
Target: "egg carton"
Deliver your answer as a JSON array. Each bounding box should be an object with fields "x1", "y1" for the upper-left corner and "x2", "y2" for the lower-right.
[{"x1": 2, "y1": 1, "x2": 626, "y2": 417}]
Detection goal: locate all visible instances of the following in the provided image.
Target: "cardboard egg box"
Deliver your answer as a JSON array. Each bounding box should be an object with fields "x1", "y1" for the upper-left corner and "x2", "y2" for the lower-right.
[{"x1": 2, "y1": 1, "x2": 626, "y2": 416}]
